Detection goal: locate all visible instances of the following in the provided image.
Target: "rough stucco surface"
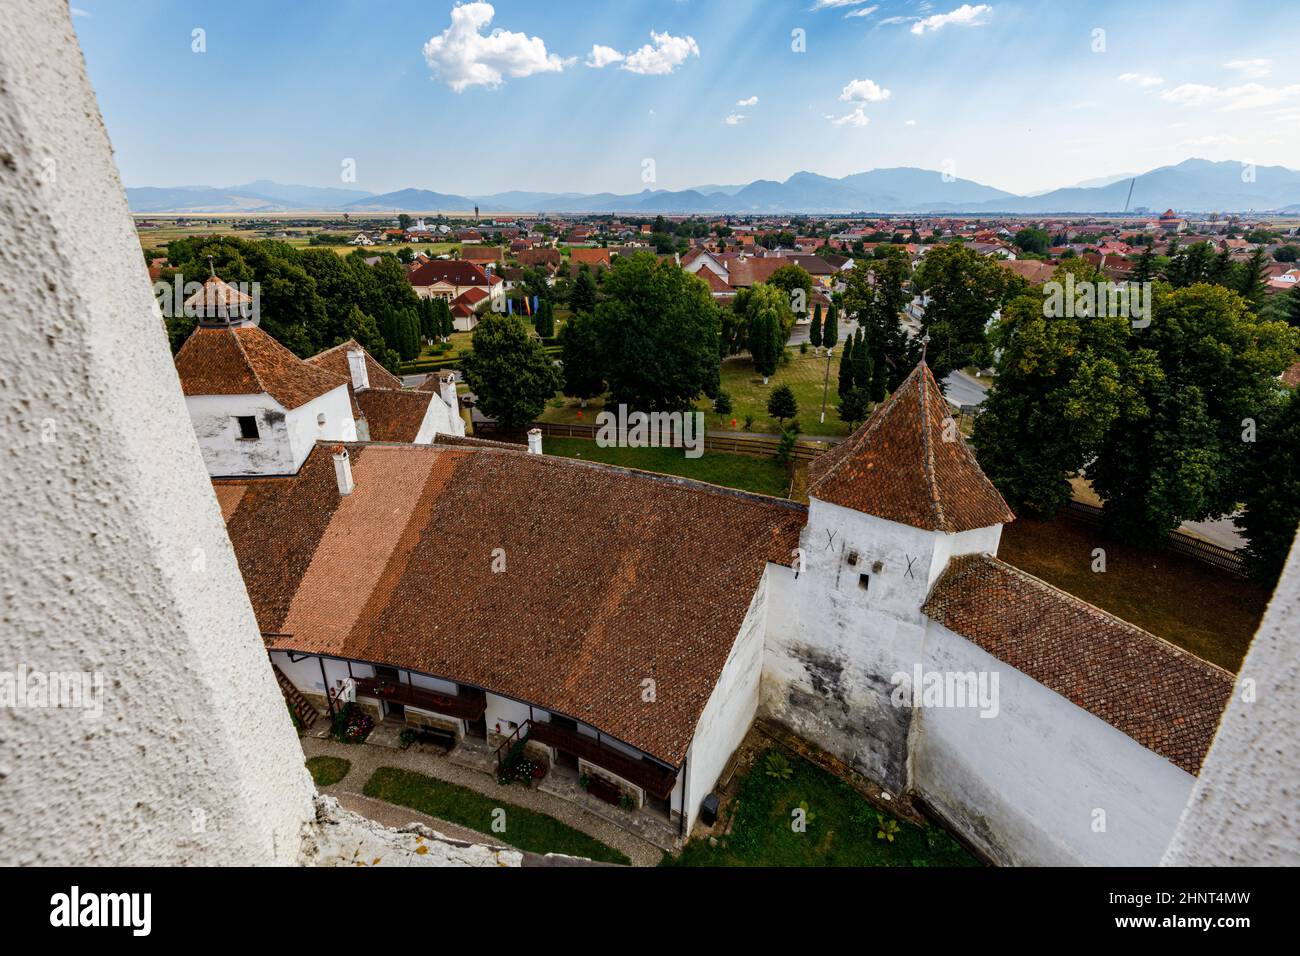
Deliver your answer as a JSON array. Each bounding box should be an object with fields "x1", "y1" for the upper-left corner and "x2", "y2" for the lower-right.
[
  {"x1": 0, "y1": 3, "x2": 317, "y2": 863},
  {"x1": 1162, "y1": 540, "x2": 1300, "y2": 865}
]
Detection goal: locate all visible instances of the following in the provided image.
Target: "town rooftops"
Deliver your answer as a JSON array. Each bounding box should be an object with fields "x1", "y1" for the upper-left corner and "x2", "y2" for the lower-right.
[
  {"x1": 353, "y1": 389, "x2": 436, "y2": 442},
  {"x1": 407, "y1": 259, "x2": 491, "y2": 288},
  {"x1": 306, "y1": 339, "x2": 403, "y2": 390},
  {"x1": 808, "y1": 361, "x2": 1016, "y2": 533},
  {"x1": 922, "y1": 553, "x2": 1234, "y2": 775},
  {"x1": 216, "y1": 441, "x2": 807, "y2": 766},
  {"x1": 174, "y1": 325, "x2": 346, "y2": 410}
]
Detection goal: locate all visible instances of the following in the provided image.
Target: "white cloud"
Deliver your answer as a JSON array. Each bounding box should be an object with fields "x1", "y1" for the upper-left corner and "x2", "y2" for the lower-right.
[
  {"x1": 845, "y1": 4, "x2": 880, "y2": 17},
  {"x1": 840, "y1": 78, "x2": 892, "y2": 102},
  {"x1": 736, "y1": 95, "x2": 759, "y2": 107},
  {"x1": 910, "y1": 4, "x2": 991, "y2": 35},
  {"x1": 1161, "y1": 81, "x2": 1300, "y2": 111},
  {"x1": 586, "y1": 44, "x2": 624, "y2": 69},
  {"x1": 1224, "y1": 58, "x2": 1272, "y2": 80},
  {"x1": 422, "y1": 2, "x2": 568, "y2": 92},
  {"x1": 725, "y1": 113, "x2": 746, "y2": 125},
  {"x1": 904, "y1": 118, "x2": 918, "y2": 126},
  {"x1": 831, "y1": 106, "x2": 871, "y2": 126},
  {"x1": 621, "y1": 31, "x2": 699, "y2": 75},
  {"x1": 1117, "y1": 72, "x2": 1163, "y2": 87},
  {"x1": 810, "y1": 0, "x2": 873, "y2": 9},
  {"x1": 70, "y1": 6, "x2": 90, "y2": 16}
]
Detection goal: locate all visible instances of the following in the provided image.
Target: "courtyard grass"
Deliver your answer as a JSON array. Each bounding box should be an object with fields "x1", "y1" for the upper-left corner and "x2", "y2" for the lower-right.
[
  {"x1": 539, "y1": 347, "x2": 852, "y2": 439},
  {"x1": 306, "y1": 756, "x2": 351, "y2": 787},
  {"x1": 542, "y1": 436, "x2": 791, "y2": 498},
  {"x1": 667, "y1": 748, "x2": 978, "y2": 867},
  {"x1": 998, "y1": 516, "x2": 1266, "y2": 671},
  {"x1": 363, "y1": 766, "x2": 631, "y2": 865}
]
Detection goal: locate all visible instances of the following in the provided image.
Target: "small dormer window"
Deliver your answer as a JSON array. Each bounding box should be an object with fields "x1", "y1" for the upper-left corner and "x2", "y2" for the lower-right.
[
  {"x1": 236, "y1": 415, "x2": 259, "y2": 440},
  {"x1": 858, "y1": 573, "x2": 870, "y2": 592}
]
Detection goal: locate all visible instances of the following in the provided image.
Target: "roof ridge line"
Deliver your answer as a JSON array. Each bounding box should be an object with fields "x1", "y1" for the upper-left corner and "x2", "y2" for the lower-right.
[
  {"x1": 980, "y1": 554, "x2": 1236, "y2": 678},
  {"x1": 917, "y1": 363, "x2": 947, "y2": 531}
]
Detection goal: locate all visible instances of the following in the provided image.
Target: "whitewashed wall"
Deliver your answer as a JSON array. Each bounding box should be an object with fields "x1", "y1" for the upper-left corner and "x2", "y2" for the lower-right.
[
  {"x1": 186, "y1": 384, "x2": 354, "y2": 477},
  {"x1": 683, "y1": 568, "x2": 771, "y2": 829},
  {"x1": 912, "y1": 623, "x2": 1195, "y2": 866}
]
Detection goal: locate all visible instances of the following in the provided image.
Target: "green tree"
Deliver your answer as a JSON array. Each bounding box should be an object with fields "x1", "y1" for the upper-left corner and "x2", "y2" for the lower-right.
[
  {"x1": 767, "y1": 383, "x2": 798, "y2": 426},
  {"x1": 838, "y1": 328, "x2": 856, "y2": 399},
  {"x1": 460, "y1": 313, "x2": 561, "y2": 430},
  {"x1": 768, "y1": 264, "x2": 814, "y2": 324},
  {"x1": 1087, "y1": 283, "x2": 1298, "y2": 544},
  {"x1": 1013, "y1": 227, "x2": 1050, "y2": 255},
  {"x1": 912, "y1": 243, "x2": 1012, "y2": 382},
  {"x1": 569, "y1": 266, "x2": 598, "y2": 315},
  {"x1": 843, "y1": 248, "x2": 916, "y2": 395},
  {"x1": 590, "y1": 253, "x2": 720, "y2": 411},
  {"x1": 559, "y1": 310, "x2": 604, "y2": 405},
  {"x1": 341, "y1": 305, "x2": 401, "y2": 373},
  {"x1": 750, "y1": 306, "x2": 782, "y2": 382},
  {"x1": 838, "y1": 388, "x2": 871, "y2": 428},
  {"x1": 971, "y1": 275, "x2": 1132, "y2": 517},
  {"x1": 1131, "y1": 247, "x2": 1157, "y2": 286},
  {"x1": 851, "y1": 328, "x2": 873, "y2": 401},
  {"x1": 822, "y1": 304, "x2": 839, "y2": 353},
  {"x1": 1237, "y1": 248, "x2": 1269, "y2": 310},
  {"x1": 1234, "y1": 388, "x2": 1300, "y2": 587},
  {"x1": 810, "y1": 302, "x2": 824, "y2": 351}
]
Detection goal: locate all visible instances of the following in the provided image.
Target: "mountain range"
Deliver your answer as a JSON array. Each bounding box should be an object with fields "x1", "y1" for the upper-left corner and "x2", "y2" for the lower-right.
[{"x1": 126, "y1": 159, "x2": 1300, "y2": 216}]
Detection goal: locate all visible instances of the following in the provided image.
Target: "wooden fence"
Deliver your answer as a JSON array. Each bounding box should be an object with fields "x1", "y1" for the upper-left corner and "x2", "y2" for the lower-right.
[{"x1": 1061, "y1": 500, "x2": 1245, "y2": 576}]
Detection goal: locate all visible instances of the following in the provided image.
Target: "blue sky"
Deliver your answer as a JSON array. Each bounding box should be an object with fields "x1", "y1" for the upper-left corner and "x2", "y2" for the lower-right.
[{"x1": 72, "y1": 0, "x2": 1299, "y2": 196}]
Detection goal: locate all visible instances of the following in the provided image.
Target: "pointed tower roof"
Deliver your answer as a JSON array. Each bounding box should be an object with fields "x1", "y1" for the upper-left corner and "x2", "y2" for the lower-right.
[{"x1": 807, "y1": 361, "x2": 1015, "y2": 533}]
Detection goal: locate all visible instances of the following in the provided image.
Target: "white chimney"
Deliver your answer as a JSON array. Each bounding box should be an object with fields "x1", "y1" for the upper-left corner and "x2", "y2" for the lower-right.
[
  {"x1": 346, "y1": 348, "x2": 369, "y2": 391},
  {"x1": 333, "y1": 448, "x2": 354, "y2": 495},
  {"x1": 438, "y1": 372, "x2": 460, "y2": 420},
  {"x1": 526, "y1": 428, "x2": 543, "y2": 455}
]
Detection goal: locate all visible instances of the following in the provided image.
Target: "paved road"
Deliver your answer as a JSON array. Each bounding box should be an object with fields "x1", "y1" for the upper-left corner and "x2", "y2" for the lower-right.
[
  {"x1": 1179, "y1": 515, "x2": 1245, "y2": 550},
  {"x1": 942, "y1": 370, "x2": 990, "y2": 408},
  {"x1": 787, "y1": 317, "x2": 857, "y2": 347}
]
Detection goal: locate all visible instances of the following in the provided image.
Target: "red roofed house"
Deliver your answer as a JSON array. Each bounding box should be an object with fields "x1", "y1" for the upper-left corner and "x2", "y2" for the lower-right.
[{"x1": 407, "y1": 258, "x2": 504, "y2": 330}]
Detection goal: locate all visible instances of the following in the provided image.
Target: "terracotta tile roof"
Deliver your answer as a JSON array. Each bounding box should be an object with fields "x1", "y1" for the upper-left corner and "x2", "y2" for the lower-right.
[
  {"x1": 307, "y1": 339, "x2": 403, "y2": 390},
  {"x1": 996, "y1": 258, "x2": 1055, "y2": 284},
  {"x1": 407, "y1": 259, "x2": 490, "y2": 288},
  {"x1": 922, "y1": 553, "x2": 1234, "y2": 775},
  {"x1": 174, "y1": 326, "x2": 346, "y2": 410},
  {"x1": 808, "y1": 362, "x2": 1016, "y2": 532},
  {"x1": 218, "y1": 443, "x2": 806, "y2": 765},
  {"x1": 354, "y1": 389, "x2": 435, "y2": 443},
  {"x1": 694, "y1": 267, "x2": 733, "y2": 294},
  {"x1": 1282, "y1": 361, "x2": 1300, "y2": 389},
  {"x1": 570, "y1": 247, "x2": 611, "y2": 266}
]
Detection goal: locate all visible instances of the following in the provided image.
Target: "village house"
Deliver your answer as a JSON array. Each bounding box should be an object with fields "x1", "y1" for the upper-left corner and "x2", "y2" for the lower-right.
[{"x1": 407, "y1": 258, "x2": 505, "y2": 331}]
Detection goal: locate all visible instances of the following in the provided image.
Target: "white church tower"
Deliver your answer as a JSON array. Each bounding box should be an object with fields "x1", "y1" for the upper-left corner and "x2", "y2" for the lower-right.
[{"x1": 761, "y1": 360, "x2": 1015, "y2": 793}]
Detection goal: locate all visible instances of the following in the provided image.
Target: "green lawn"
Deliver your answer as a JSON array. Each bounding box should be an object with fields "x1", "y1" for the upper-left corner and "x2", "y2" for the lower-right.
[
  {"x1": 999, "y1": 516, "x2": 1265, "y2": 671},
  {"x1": 306, "y1": 756, "x2": 351, "y2": 787},
  {"x1": 543, "y1": 436, "x2": 790, "y2": 498},
  {"x1": 539, "y1": 347, "x2": 850, "y2": 438},
  {"x1": 668, "y1": 748, "x2": 978, "y2": 867},
  {"x1": 363, "y1": 766, "x2": 631, "y2": 865}
]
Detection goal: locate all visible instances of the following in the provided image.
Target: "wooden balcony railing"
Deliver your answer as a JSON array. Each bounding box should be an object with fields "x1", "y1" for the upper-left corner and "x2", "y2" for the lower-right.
[
  {"x1": 354, "y1": 677, "x2": 486, "y2": 721},
  {"x1": 528, "y1": 720, "x2": 679, "y2": 800}
]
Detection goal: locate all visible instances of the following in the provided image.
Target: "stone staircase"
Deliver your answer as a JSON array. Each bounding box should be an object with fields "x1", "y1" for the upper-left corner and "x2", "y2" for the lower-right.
[{"x1": 272, "y1": 663, "x2": 320, "y2": 730}]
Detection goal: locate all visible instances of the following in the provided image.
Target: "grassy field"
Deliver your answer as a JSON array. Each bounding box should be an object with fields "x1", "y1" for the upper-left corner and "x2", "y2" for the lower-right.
[
  {"x1": 363, "y1": 766, "x2": 631, "y2": 865},
  {"x1": 539, "y1": 347, "x2": 851, "y2": 438},
  {"x1": 542, "y1": 437, "x2": 791, "y2": 497},
  {"x1": 306, "y1": 756, "x2": 351, "y2": 787},
  {"x1": 999, "y1": 516, "x2": 1267, "y2": 671},
  {"x1": 668, "y1": 747, "x2": 977, "y2": 867}
]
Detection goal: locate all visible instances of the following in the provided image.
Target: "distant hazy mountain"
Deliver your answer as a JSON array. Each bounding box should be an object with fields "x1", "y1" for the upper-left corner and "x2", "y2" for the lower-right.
[
  {"x1": 961, "y1": 159, "x2": 1300, "y2": 214},
  {"x1": 229, "y1": 181, "x2": 374, "y2": 208},
  {"x1": 127, "y1": 159, "x2": 1300, "y2": 215},
  {"x1": 127, "y1": 181, "x2": 374, "y2": 213},
  {"x1": 343, "y1": 188, "x2": 489, "y2": 213}
]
